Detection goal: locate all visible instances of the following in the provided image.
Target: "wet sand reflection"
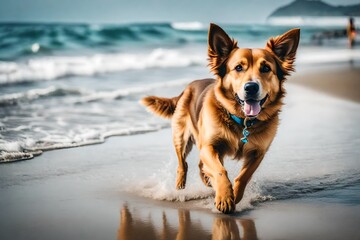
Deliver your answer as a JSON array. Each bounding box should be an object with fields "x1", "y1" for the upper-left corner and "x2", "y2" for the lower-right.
[{"x1": 117, "y1": 204, "x2": 258, "y2": 240}]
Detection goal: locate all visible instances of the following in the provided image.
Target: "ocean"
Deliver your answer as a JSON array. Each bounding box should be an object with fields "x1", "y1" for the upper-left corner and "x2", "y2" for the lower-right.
[{"x1": 0, "y1": 22, "x2": 359, "y2": 163}]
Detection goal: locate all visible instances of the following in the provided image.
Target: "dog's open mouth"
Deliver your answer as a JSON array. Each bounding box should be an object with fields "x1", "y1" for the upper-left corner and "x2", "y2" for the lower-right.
[{"x1": 235, "y1": 94, "x2": 268, "y2": 117}]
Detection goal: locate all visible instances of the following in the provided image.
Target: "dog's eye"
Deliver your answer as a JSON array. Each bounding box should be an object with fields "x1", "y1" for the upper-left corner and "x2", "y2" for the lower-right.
[
  {"x1": 235, "y1": 65, "x2": 243, "y2": 72},
  {"x1": 260, "y1": 65, "x2": 271, "y2": 73}
]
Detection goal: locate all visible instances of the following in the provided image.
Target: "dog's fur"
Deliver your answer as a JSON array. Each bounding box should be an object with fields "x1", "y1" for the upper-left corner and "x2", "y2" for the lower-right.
[{"x1": 142, "y1": 23, "x2": 300, "y2": 213}]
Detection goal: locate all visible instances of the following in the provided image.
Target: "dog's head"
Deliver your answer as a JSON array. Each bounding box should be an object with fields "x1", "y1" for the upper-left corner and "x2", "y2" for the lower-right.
[{"x1": 209, "y1": 23, "x2": 300, "y2": 121}]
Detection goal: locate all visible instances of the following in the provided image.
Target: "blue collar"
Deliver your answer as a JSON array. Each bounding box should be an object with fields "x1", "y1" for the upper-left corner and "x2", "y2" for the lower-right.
[
  {"x1": 229, "y1": 114, "x2": 257, "y2": 127},
  {"x1": 230, "y1": 114, "x2": 244, "y2": 125}
]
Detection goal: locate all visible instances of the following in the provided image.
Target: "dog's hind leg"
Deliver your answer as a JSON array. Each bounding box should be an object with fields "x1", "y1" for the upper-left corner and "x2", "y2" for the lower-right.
[
  {"x1": 172, "y1": 90, "x2": 193, "y2": 190},
  {"x1": 173, "y1": 122, "x2": 193, "y2": 190}
]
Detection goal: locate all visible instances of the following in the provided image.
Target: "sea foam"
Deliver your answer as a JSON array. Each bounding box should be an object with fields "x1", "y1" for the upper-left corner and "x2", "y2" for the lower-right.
[
  {"x1": 171, "y1": 22, "x2": 205, "y2": 31},
  {"x1": 0, "y1": 48, "x2": 205, "y2": 85}
]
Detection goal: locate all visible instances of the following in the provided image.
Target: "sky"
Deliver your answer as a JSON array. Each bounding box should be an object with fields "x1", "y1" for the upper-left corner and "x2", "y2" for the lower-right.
[{"x1": 0, "y1": 0, "x2": 359, "y2": 24}]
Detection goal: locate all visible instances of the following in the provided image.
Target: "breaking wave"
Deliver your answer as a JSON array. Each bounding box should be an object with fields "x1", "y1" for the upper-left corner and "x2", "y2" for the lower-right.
[{"x1": 0, "y1": 48, "x2": 204, "y2": 85}]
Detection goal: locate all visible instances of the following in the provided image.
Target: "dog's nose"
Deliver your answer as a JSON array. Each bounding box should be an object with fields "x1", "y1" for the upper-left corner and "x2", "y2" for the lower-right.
[{"x1": 244, "y1": 82, "x2": 259, "y2": 96}]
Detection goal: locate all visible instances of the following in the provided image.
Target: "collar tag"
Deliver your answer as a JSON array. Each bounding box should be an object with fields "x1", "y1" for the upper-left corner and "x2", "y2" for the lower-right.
[
  {"x1": 241, "y1": 118, "x2": 250, "y2": 143},
  {"x1": 230, "y1": 114, "x2": 255, "y2": 144}
]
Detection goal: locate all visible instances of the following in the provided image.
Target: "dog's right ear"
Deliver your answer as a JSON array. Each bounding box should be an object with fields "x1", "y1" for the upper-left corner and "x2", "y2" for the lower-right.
[{"x1": 208, "y1": 23, "x2": 237, "y2": 77}]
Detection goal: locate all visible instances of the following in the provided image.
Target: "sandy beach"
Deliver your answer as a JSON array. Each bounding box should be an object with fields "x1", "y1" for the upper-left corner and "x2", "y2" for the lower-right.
[
  {"x1": 1, "y1": 61, "x2": 359, "y2": 240},
  {"x1": 291, "y1": 64, "x2": 360, "y2": 103}
]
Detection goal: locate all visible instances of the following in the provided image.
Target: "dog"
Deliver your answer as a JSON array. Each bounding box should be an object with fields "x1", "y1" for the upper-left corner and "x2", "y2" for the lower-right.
[{"x1": 141, "y1": 23, "x2": 300, "y2": 213}]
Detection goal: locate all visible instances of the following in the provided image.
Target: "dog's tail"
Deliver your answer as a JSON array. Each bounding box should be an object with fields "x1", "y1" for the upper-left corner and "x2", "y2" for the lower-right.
[{"x1": 141, "y1": 94, "x2": 182, "y2": 119}]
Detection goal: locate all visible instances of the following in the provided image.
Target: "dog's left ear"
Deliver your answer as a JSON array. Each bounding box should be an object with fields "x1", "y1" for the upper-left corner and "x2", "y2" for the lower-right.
[
  {"x1": 208, "y1": 23, "x2": 238, "y2": 77},
  {"x1": 266, "y1": 28, "x2": 300, "y2": 79}
]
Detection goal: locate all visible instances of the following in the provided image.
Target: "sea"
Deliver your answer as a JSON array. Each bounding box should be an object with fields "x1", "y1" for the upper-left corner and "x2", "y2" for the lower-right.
[{"x1": 0, "y1": 21, "x2": 360, "y2": 163}]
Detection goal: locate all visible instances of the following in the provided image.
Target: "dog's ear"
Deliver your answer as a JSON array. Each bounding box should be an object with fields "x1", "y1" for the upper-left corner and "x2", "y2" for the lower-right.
[
  {"x1": 208, "y1": 23, "x2": 237, "y2": 77},
  {"x1": 266, "y1": 28, "x2": 300, "y2": 79}
]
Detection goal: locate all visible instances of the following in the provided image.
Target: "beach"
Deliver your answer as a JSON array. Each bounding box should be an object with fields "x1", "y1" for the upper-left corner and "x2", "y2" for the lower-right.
[
  {"x1": 1, "y1": 64, "x2": 360, "y2": 239},
  {"x1": 0, "y1": 22, "x2": 360, "y2": 240}
]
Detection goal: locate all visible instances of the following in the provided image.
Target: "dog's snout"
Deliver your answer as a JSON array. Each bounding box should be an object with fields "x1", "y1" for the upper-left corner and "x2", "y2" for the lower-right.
[{"x1": 244, "y1": 82, "x2": 259, "y2": 96}]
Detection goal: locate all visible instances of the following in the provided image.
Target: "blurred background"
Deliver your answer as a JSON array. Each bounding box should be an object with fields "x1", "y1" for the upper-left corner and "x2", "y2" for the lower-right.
[{"x1": 0, "y1": 0, "x2": 359, "y2": 162}]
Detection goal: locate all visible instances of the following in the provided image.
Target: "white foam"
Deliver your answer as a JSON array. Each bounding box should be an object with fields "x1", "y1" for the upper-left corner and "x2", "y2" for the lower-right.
[
  {"x1": 171, "y1": 21, "x2": 205, "y2": 31},
  {"x1": 121, "y1": 151, "x2": 270, "y2": 212},
  {"x1": 0, "y1": 141, "x2": 23, "y2": 152},
  {"x1": 0, "y1": 48, "x2": 205, "y2": 85},
  {"x1": 122, "y1": 155, "x2": 213, "y2": 202},
  {"x1": 0, "y1": 121, "x2": 170, "y2": 162}
]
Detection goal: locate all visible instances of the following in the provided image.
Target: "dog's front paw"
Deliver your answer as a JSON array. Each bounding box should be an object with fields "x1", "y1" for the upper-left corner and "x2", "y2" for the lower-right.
[{"x1": 215, "y1": 188, "x2": 235, "y2": 214}]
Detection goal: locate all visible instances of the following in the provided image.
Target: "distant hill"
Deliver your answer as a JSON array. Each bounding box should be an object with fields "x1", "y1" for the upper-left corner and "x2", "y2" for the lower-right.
[{"x1": 269, "y1": 0, "x2": 360, "y2": 17}]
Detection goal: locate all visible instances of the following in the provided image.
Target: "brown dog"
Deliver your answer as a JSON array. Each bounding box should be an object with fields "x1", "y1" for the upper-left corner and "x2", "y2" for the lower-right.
[{"x1": 142, "y1": 23, "x2": 300, "y2": 213}]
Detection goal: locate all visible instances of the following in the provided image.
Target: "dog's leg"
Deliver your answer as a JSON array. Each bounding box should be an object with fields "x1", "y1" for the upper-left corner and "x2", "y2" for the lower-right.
[
  {"x1": 233, "y1": 151, "x2": 265, "y2": 204},
  {"x1": 198, "y1": 160, "x2": 212, "y2": 187},
  {"x1": 171, "y1": 90, "x2": 193, "y2": 190},
  {"x1": 200, "y1": 145, "x2": 235, "y2": 213},
  {"x1": 174, "y1": 136, "x2": 193, "y2": 190},
  {"x1": 173, "y1": 118, "x2": 193, "y2": 190}
]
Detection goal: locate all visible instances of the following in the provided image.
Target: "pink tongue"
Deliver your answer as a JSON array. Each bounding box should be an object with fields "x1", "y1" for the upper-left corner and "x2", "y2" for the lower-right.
[{"x1": 244, "y1": 101, "x2": 261, "y2": 116}]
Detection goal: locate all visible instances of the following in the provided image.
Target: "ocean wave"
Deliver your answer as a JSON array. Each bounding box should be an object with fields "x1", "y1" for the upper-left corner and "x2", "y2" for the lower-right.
[
  {"x1": 0, "y1": 48, "x2": 204, "y2": 85},
  {"x1": 0, "y1": 23, "x2": 204, "y2": 59},
  {"x1": 1, "y1": 45, "x2": 358, "y2": 86},
  {"x1": 0, "y1": 77, "x2": 193, "y2": 163},
  {"x1": 0, "y1": 86, "x2": 89, "y2": 106},
  {"x1": 1, "y1": 22, "x2": 353, "y2": 61},
  {"x1": 0, "y1": 78, "x2": 191, "y2": 106},
  {"x1": 171, "y1": 22, "x2": 205, "y2": 31}
]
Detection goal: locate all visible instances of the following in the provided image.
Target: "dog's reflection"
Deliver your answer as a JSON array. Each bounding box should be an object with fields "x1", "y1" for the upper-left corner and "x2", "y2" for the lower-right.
[{"x1": 117, "y1": 204, "x2": 258, "y2": 240}]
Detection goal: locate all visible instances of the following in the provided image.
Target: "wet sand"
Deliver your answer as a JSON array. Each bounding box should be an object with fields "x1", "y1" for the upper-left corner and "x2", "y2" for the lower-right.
[
  {"x1": 291, "y1": 64, "x2": 360, "y2": 103},
  {"x1": 1, "y1": 65, "x2": 360, "y2": 240},
  {"x1": 1, "y1": 128, "x2": 359, "y2": 240}
]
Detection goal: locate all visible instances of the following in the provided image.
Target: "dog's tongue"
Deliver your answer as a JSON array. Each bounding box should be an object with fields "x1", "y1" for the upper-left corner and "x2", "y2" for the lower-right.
[{"x1": 244, "y1": 100, "x2": 261, "y2": 116}]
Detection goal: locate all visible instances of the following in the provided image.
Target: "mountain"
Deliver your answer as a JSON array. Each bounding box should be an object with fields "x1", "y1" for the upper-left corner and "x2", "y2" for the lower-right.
[{"x1": 269, "y1": 0, "x2": 360, "y2": 17}]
